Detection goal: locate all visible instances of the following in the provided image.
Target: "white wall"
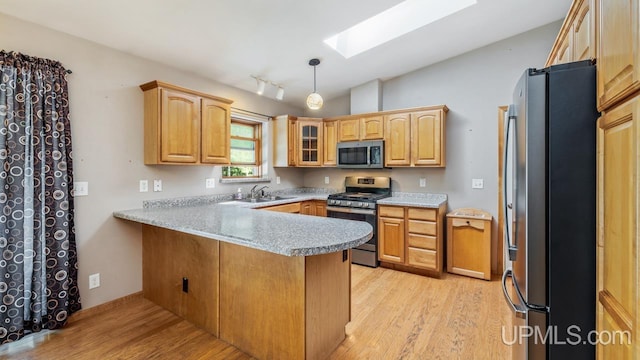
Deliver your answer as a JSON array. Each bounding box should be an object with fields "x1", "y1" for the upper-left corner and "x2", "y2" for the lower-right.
[
  {"x1": 350, "y1": 79, "x2": 382, "y2": 114},
  {"x1": 0, "y1": 13, "x2": 305, "y2": 309}
]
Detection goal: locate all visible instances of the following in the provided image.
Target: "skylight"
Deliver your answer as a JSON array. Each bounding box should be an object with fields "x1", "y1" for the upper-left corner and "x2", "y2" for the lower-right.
[{"x1": 324, "y1": 0, "x2": 477, "y2": 59}]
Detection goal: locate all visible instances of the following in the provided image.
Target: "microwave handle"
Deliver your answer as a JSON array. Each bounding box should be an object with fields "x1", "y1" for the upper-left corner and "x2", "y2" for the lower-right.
[{"x1": 367, "y1": 146, "x2": 371, "y2": 166}]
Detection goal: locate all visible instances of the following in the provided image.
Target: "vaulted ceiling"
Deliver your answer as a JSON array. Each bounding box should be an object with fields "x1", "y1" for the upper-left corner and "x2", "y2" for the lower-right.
[{"x1": 0, "y1": 0, "x2": 571, "y2": 107}]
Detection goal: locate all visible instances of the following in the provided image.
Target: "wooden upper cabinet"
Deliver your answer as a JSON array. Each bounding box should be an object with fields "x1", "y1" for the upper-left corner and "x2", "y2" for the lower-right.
[
  {"x1": 411, "y1": 110, "x2": 445, "y2": 166},
  {"x1": 545, "y1": 0, "x2": 595, "y2": 67},
  {"x1": 297, "y1": 118, "x2": 323, "y2": 166},
  {"x1": 338, "y1": 118, "x2": 360, "y2": 142},
  {"x1": 384, "y1": 106, "x2": 447, "y2": 167},
  {"x1": 384, "y1": 113, "x2": 412, "y2": 166},
  {"x1": 160, "y1": 89, "x2": 200, "y2": 163},
  {"x1": 360, "y1": 115, "x2": 384, "y2": 140},
  {"x1": 141, "y1": 81, "x2": 233, "y2": 165},
  {"x1": 597, "y1": 0, "x2": 640, "y2": 110},
  {"x1": 201, "y1": 97, "x2": 231, "y2": 164},
  {"x1": 272, "y1": 115, "x2": 297, "y2": 167},
  {"x1": 323, "y1": 120, "x2": 337, "y2": 166},
  {"x1": 596, "y1": 96, "x2": 639, "y2": 358}
]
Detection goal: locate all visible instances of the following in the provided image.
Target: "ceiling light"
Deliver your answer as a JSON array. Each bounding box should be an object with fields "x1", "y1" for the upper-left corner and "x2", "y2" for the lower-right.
[
  {"x1": 276, "y1": 86, "x2": 285, "y2": 101},
  {"x1": 306, "y1": 58, "x2": 323, "y2": 110},
  {"x1": 256, "y1": 79, "x2": 266, "y2": 95},
  {"x1": 324, "y1": 0, "x2": 477, "y2": 58}
]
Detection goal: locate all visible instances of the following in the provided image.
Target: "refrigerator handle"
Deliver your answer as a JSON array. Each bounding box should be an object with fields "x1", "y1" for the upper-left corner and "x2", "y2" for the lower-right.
[
  {"x1": 502, "y1": 269, "x2": 526, "y2": 319},
  {"x1": 503, "y1": 106, "x2": 517, "y2": 261}
]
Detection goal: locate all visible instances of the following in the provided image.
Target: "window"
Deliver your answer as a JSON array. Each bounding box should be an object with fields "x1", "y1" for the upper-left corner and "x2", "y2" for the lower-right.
[{"x1": 222, "y1": 120, "x2": 262, "y2": 178}]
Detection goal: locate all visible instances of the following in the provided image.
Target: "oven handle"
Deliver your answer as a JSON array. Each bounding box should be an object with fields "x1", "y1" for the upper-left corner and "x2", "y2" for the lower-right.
[{"x1": 326, "y1": 206, "x2": 376, "y2": 216}]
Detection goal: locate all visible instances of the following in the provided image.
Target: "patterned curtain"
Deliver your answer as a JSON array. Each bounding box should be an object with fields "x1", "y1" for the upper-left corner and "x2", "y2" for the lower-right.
[{"x1": 0, "y1": 51, "x2": 81, "y2": 344}]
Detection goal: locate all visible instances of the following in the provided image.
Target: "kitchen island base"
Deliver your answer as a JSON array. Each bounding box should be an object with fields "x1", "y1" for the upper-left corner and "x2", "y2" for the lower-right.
[{"x1": 142, "y1": 225, "x2": 351, "y2": 360}]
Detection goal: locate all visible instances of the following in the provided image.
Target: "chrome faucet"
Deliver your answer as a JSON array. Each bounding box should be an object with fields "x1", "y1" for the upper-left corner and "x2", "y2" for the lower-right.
[{"x1": 250, "y1": 185, "x2": 269, "y2": 199}]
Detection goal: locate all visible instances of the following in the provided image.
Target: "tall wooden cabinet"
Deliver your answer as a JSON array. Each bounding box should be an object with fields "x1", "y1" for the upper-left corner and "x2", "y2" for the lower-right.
[
  {"x1": 272, "y1": 116, "x2": 323, "y2": 167},
  {"x1": 141, "y1": 81, "x2": 232, "y2": 165},
  {"x1": 323, "y1": 120, "x2": 337, "y2": 166},
  {"x1": 596, "y1": 97, "x2": 639, "y2": 359}
]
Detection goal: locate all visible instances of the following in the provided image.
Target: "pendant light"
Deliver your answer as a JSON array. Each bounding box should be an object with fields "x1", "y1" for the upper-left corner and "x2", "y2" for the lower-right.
[{"x1": 306, "y1": 58, "x2": 323, "y2": 110}]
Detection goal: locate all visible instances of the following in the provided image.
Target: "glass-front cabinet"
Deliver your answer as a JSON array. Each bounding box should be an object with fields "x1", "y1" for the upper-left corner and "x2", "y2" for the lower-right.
[{"x1": 297, "y1": 118, "x2": 323, "y2": 166}]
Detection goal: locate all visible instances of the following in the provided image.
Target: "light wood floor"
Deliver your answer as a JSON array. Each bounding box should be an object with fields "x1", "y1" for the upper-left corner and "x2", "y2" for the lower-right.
[{"x1": 0, "y1": 265, "x2": 511, "y2": 360}]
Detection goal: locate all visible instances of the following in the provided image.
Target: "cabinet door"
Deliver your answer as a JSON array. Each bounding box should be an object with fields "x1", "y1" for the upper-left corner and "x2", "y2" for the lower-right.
[
  {"x1": 160, "y1": 89, "x2": 200, "y2": 163},
  {"x1": 338, "y1": 118, "x2": 360, "y2": 142},
  {"x1": 411, "y1": 110, "x2": 444, "y2": 166},
  {"x1": 597, "y1": 0, "x2": 640, "y2": 110},
  {"x1": 360, "y1": 116, "x2": 384, "y2": 140},
  {"x1": 297, "y1": 120, "x2": 323, "y2": 166},
  {"x1": 314, "y1": 201, "x2": 327, "y2": 217},
  {"x1": 378, "y1": 216, "x2": 405, "y2": 264},
  {"x1": 300, "y1": 201, "x2": 314, "y2": 215},
  {"x1": 323, "y1": 120, "x2": 337, "y2": 166},
  {"x1": 572, "y1": 0, "x2": 593, "y2": 62},
  {"x1": 556, "y1": 33, "x2": 573, "y2": 65},
  {"x1": 384, "y1": 113, "x2": 411, "y2": 166},
  {"x1": 201, "y1": 98, "x2": 230, "y2": 164},
  {"x1": 596, "y1": 97, "x2": 638, "y2": 358}
]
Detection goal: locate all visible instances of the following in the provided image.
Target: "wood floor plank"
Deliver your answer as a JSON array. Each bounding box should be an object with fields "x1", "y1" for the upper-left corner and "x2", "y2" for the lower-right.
[{"x1": 0, "y1": 266, "x2": 510, "y2": 360}]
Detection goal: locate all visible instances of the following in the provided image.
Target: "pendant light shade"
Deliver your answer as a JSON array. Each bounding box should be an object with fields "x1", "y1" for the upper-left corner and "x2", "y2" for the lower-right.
[{"x1": 306, "y1": 58, "x2": 323, "y2": 110}]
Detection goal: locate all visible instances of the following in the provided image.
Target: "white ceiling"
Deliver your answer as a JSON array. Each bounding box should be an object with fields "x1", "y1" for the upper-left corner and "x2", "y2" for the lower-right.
[{"x1": 0, "y1": 0, "x2": 571, "y2": 107}]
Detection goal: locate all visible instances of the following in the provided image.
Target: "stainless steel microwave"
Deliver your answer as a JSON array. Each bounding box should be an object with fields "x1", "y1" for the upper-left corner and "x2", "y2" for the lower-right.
[{"x1": 337, "y1": 140, "x2": 384, "y2": 168}]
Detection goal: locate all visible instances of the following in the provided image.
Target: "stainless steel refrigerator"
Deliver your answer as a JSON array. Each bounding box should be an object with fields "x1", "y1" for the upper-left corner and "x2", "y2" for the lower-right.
[{"x1": 501, "y1": 60, "x2": 598, "y2": 359}]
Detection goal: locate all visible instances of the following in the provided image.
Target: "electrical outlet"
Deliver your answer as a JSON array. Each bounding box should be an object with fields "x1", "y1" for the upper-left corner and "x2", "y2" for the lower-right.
[
  {"x1": 89, "y1": 273, "x2": 100, "y2": 289},
  {"x1": 139, "y1": 180, "x2": 148, "y2": 192},
  {"x1": 419, "y1": 178, "x2": 427, "y2": 187},
  {"x1": 73, "y1": 182, "x2": 88, "y2": 197},
  {"x1": 205, "y1": 178, "x2": 216, "y2": 189},
  {"x1": 324, "y1": 176, "x2": 330, "y2": 185},
  {"x1": 472, "y1": 178, "x2": 484, "y2": 189},
  {"x1": 153, "y1": 179, "x2": 162, "y2": 192},
  {"x1": 276, "y1": 176, "x2": 281, "y2": 185}
]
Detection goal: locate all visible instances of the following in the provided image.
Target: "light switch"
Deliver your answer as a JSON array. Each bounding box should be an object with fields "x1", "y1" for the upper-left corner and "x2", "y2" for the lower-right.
[
  {"x1": 276, "y1": 176, "x2": 281, "y2": 185},
  {"x1": 74, "y1": 182, "x2": 88, "y2": 197},
  {"x1": 419, "y1": 178, "x2": 426, "y2": 187},
  {"x1": 153, "y1": 179, "x2": 162, "y2": 192},
  {"x1": 472, "y1": 178, "x2": 484, "y2": 189},
  {"x1": 324, "y1": 176, "x2": 330, "y2": 185},
  {"x1": 205, "y1": 178, "x2": 216, "y2": 189},
  {"x1": 139, "y1": 180, "x2": 148, "y2": 192}
]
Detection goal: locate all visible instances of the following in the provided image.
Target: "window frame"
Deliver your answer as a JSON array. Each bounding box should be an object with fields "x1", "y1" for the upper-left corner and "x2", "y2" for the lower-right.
[{"x1": 222, "y1": 119, "x2": 262, "y2": 179}]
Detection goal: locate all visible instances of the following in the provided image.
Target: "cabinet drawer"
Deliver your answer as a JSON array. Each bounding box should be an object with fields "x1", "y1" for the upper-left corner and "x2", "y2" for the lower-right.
[
  {"x1": 407, "y1": 247, "x2": 437, "y2": 270},
  {"x1": 408, "y1": 220, "x2": 436, "y2": 236},
  {"x1": 407, "y1": 208, "x2": 436, "y2": 221},
  {"x1": 260, "y1": 202, "x2": 301, "y2": 213},
  {"x1": 407, "y1": 234, "x2": 436, "y2": 250},
  {"x1": 379, "y1": 206, "x2": 404, "y2": 218},
  {"x1": 450, "y1": 218, "x2": 486, "y2": 230}
]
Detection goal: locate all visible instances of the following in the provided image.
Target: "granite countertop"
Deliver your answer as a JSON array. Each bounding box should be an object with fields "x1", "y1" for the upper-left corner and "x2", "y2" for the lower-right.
[
  {"x1": 377, "y1": 192, "x2": 448, "y2": 208},
  {"x1": 113, "y1": 193, "x2": 372, "y2": 257}
]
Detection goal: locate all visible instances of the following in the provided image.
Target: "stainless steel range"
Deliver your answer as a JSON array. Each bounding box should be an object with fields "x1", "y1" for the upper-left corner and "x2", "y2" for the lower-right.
[{"x1": 326, "y1": 176, "x2": 391, "y2": 267}]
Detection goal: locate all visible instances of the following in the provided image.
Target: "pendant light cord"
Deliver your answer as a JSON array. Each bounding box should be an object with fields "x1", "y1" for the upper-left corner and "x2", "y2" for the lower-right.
[{"x1": 313, "y1": 65, "x2": 317, "y2": 93}]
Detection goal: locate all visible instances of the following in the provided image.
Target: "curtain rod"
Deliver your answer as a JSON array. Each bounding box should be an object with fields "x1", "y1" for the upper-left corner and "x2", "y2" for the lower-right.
[{"x1": 230, "y1": 107, "x2": 273, "y2": 119}]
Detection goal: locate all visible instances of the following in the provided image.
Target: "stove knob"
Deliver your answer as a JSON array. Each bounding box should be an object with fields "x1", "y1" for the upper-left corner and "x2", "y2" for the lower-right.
[
  {"x1": 344, "y1": 201, "x2": 352, "y2": 207},
  {"x1": 333, "y1": 200, "x2": 341, "y2": 205}
]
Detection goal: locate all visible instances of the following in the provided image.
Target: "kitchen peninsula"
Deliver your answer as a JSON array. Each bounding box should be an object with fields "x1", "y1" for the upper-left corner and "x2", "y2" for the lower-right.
[{"x1": 113, "y1": 196, "x2": 372, "y2": 360}]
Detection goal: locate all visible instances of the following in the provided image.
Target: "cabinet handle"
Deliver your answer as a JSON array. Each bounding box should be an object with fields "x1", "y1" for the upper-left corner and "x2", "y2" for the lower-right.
[{"x1": 182, "y1": 277, "x2": 189, "y2": 293}]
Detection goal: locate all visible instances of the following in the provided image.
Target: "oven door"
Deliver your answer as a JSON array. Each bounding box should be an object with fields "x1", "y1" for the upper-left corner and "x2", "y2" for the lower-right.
[{"x1": 326, "y1": 206, "x2": 376, "y2": 250}]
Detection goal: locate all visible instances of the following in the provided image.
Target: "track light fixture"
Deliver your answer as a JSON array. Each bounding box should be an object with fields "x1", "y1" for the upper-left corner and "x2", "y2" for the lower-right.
[
  {"x1": 306, "y1": 58, "x2": 323, "y2": 110},
  {"x1": 251, "y1": 75, "x2": 284, "y2": 100}
]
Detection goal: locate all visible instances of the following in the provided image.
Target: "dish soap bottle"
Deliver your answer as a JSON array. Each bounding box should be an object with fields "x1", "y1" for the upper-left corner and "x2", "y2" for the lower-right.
[{"x1": 236, "y1": 188, "x2": 243, "y2": 200}]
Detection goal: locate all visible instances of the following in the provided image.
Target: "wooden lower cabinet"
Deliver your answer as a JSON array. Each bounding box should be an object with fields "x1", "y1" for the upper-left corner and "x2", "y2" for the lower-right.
[
  {"x1": 377, "y1": 204, "x2": 446, "y2": 277},
  {"x1": 596, "y1": 96, "x2": 639, "y2": 358},
  {"x1": 446, "y1": 208, "x2": 492, "y2": 280},
  {"x1": 142, "y1": 225, "x2": 350, "y2": 360},
  {"x1": 261, "y1": 200, "x2": 326, "y2": 216}
]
